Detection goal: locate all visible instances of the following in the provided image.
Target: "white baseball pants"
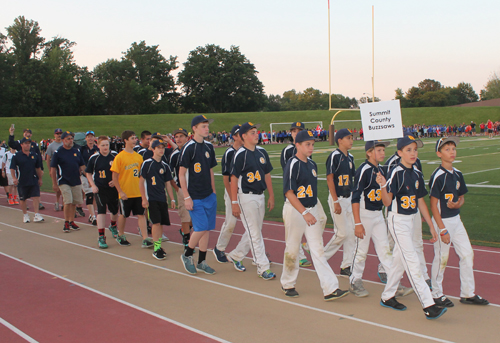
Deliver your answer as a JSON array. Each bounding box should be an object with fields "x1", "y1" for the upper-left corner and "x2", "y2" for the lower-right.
[
  {"x1": 431, "y1": 215, "x2": 475, "y2": 298},
  {"x1": 324, "y1": 195, "x2": 355, "y2": 268},
  {"x1": 216, "y1": 189, "x2": 246, "y2": 251},
  {"x1": 227, "y1": 193, "x2": 270, "y2": 274},
  {"x1": 281, "y1": 200, "x2": 339, "y2": 295},
  {"x1": 382, "y1": 212, "x2": 434, "y2": 309}
]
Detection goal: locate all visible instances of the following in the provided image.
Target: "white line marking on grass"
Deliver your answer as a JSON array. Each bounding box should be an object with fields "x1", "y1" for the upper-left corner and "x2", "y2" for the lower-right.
[
  {"x1": 0, "y1": 252, "x2": 230, "y2": 343},
  {"x1": 477, "y1": 181, "x2": 490, "y2": 184},
  {"x1": 0, "y1": 229, "x2": 458, "y2": 342},
  {"x1": 463, "y1": 167, "x2": 500, "y2": 175},
  {"x1": 0, "y1": 316, "x2": 39, "y2": 343}
]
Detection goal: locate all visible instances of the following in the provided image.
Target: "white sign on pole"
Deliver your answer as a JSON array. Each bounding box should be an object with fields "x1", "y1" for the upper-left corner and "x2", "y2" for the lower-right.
[{"x1": 359, "y1": 99, "x2": 404, "y2": 141}]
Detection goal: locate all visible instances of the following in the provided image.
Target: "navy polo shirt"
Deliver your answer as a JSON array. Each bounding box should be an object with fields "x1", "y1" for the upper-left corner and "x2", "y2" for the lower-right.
[
  {"x1": 386, "y1": 163, "x2": 427, "y2": 215},
  {"x1": 85, "y1": 151, "x2": 117, "y2": 188},
  {"x1": 140, "y1": 158, "x2": 173, "y2": 202},
  {"x1": 326, "y1": 149, "x2": 355, "y2": 198},
  {"x1": 80, "y1": 144, "x2": 99, "y2": 166},
  {"x1": 428, "y1": 166, "x2": 468, "y2": 218},
  {"x1": 51, "y1": 146, "x2": 85, "y2": 186},
  {"x1": 180, "y1": 139, "x2": 217, "y2": 200},
  {"x1": 10, "y1": 151, "x2": 41, "y2": 186},
  {"x1": 283, "y1": 156, "x2": 318, "y2": 208},
  {"x1": 231, "y1": 146, "x2": 273, "y2": 194},
  {"x1": 352, "y1": 160, "x2": 386, "y2": 211}
]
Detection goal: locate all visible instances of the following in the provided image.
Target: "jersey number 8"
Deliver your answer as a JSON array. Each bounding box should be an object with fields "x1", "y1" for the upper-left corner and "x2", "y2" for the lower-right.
[
  {"x1": 401, "y1": 195, "x2": 416, "y2": 209},
  {"x1": 247, "y1": 170, "x2": 261, "y2": 183}
]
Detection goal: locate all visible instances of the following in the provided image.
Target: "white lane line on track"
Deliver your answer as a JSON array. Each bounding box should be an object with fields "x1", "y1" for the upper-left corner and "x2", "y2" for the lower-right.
[
  {"x1": 0, "y1": 316, "x2": 39, "y2": 343},
  {"x1": 0, "y1": 251, "x2": 230, "y2": 343},
  {"x1": 14, "y1": 191, "x2": 500, "y2": 255},
  {"x1": 0, "y1": 225, "x2": 458, "y2": 342}
]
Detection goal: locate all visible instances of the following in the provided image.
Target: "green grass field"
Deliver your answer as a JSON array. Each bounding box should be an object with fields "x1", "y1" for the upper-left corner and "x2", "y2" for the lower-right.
[{"x1": 4, "y1": 106, "x2": 500, "y2": 246}]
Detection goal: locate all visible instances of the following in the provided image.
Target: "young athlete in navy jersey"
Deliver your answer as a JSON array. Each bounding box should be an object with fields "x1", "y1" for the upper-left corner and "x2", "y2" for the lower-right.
[
  {"x1": 80, "y1": 131, "x2": 99, "y2": 225},
  {"x1": 10, "y1": 138, "x2": 44, "y2": 223},
  {"x1": 140, "y1": 139, "x2": 176, "y2": 260},
  {"x1": 281, "y1": 130, "x2": 349, "y2": 300},
  {"x1": 378, "y1": 142, "x2": 429, "y2": 286},
  {"x1": 227, "y1": 122, "x2": 276, "y2": 280},
  {"x1": 321, "y1": 128, "x2": 356, "y2": 275},
  {"x1": 280, "y1": 121, "x2": 311, "y2": 268},
  {"x1": 429, "y1": 137, "x2": 489, "y2": 307},
  {"x1": 378, "y1": 135, "x2": 447, "y2": 319},
  {"x1": 85, "y1": 136, "x2": 119, "y2": 249},
  {"x1": 349, "y1": 140, "x2": 413, "y2": 298},
  {"x1": 179, "y1": 115, "x2": 218, "y2": 275},
  {"x1": 169, "y1": 128, "x2": 192, "y2": 249},
  {"x1": 213, "y1": 124, "x2": 244, "y2": 263}
]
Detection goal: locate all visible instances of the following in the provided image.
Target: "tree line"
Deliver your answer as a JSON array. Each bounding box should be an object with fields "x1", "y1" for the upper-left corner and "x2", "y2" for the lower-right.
[{"x1": 1, "y1": 16, "x2": 498, "y2": 117}]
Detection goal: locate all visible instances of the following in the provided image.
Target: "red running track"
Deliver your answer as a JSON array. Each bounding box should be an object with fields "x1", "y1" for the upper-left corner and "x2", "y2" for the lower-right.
[{"x1": 3, "y1": 190, "x2": 500, "y2": 305}]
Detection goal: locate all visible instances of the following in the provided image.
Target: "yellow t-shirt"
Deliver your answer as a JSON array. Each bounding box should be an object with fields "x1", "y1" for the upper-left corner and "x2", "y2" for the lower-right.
[{"x1": 110, "y1": 150, "x2": 143, "y2": 198}]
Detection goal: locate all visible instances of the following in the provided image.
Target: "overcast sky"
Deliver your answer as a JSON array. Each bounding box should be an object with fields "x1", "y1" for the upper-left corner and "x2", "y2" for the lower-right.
[{"x1": 2, "y1": 0, "x2": 499, "y2": 101}]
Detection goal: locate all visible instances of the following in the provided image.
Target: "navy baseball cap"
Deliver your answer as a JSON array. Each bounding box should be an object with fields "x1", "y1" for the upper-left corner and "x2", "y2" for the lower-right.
[
  {"x1": 23, "y1": 128, "x2": 32, "y2": 134},
  {"x1": 86, "y1": 130, "x2": 95, "y2": 136},
  {"x1": 334, "y1": 128, "x2": 353, "y2": 145},
  {"x1": 172, "y1": 128, "x2": 188, "y2": 136},
  {"x1": 290, "y1": 122, "x2": 305, "y2": 130},
  {"x1": 294, "y1": 130, "x2": 315, "y2": 143},
  {"x1": 152, "y1": 132, "x2": 162, "y2": 136},
  {"x1": 54, "y1": 128, "x2": 63, "y2": 134},
  {"x1": 191, "y1": 115, "x2": 214, "y2": 128},
  {"x1": 231, "y1": 124, "x2": 242, "y2": 136},
  {"x1": 61, "y1": 131, "x2": 74, "y2": 139},
  {"x1": 435, "y1": 136, "x2": 459, "y2": 152},
  {"x1": 239, "y1": 122, "x2": 261, "y2": 136},
  {"x1": 365, "y1": 140, "x2": 391, "y2": 151},
  {"x1": 397, "y1": 134, "x2": 423, "y2": 150},
  {"x1": 20, "y1": 137, "x2": 32, "y2": 144},
  {"x1": 151, "y1": 139, "x2": 166, "y2": 149}
]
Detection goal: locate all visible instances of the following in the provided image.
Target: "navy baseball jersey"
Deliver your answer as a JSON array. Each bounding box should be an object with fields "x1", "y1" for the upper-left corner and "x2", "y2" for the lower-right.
[
  {"x1": 50, "y1": 146, "x2": 85, "y2": 186},
  {"x1": 138, "y1": 148, "x2": 171, "y2": 166},
  {"x1": 140, "y1": 158, "x2": 173, "y2": 202},
  {"x1": 428, "y1": 166, "x2": 468, "y2": 218},
  {"x1": 85, "y1": 151, "x2": 117, "y2": 188},
  {"x1": 386, "y1": 163, "x2": 427, "y2": 215},
  {"x1": 169, "y1": 148, "x2": 181, "y2": 188},
  {"x1": 10, "y1": 151, "x2": 41, "y2": 186},
  {"x1": 280, "y1": 144, "x2": 313, "y2": 170},
  {"x1": 221, "y1": 146, "x2": 237, "y2": 177},
  {"x1": 385, "y1": 152, "x2": 423, "y2": 173},
  {"x1": 180, "y1": 140, "x2": 217, "y2": 200},
  {"x1": 283, "y1": 157, "x2": 318, "y2": 208},
  {"x1": 80, "y1": 144, "x2": 99, "y2": 166},
  {"x1": 326, "y1": 149, "x2": 355, "y2": 198},
  {"x1": 231, "y1": 146, "x2": 273, "y2": 194},
  {"x1": 352, "y1": 160, "x2": 386, "y2": 211}
]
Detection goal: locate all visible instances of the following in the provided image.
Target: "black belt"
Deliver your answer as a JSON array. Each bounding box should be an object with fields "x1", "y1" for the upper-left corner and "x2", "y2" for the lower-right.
[{"x1": 243, "y1": 191, "x2": 264, "y2": 195}]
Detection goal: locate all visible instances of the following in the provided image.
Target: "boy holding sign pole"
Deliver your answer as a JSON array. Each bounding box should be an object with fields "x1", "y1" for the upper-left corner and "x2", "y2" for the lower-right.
[{"x1": 377, "y1": 135, "x2": 446, "y2": 319}]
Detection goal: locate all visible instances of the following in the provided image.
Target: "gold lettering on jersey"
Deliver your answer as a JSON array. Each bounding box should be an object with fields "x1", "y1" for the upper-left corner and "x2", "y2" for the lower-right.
[{"x1": 124, "y1": 163, "x2": 139, "y2": 170}]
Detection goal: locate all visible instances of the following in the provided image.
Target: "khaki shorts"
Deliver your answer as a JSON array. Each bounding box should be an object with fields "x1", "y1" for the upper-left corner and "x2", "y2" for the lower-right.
[
  {"x1": 176, "y1": 188, "x2": 192, "y2": 223},
  {"x1": 80, "y1": 175, "x2": 92, "y2": 194},
  {"x1": 59, "y1": 184, "x2": 84, "y2": 205}
]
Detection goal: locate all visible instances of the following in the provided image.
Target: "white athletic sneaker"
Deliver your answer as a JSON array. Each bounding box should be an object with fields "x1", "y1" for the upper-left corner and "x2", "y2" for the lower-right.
[
  {"x1": 23, "y1": 214, "x2": 30, "y2": 223},
  {"x1": 55, "y1": 202, "x2": 60, "y2": 211},
  {"x1": 350, "y1": 279, "x2": 369, "y2": 297},
  {"x1": 161, "y1": 233, "x2": 170, "y2": 242},
  {"x1": 33, "y1": 213, "x2": 45, "y2": 222}
]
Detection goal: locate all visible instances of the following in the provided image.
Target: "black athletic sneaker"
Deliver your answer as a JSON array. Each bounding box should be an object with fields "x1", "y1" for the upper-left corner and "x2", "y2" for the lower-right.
[
  {"x1": 180, "y1": 229, "x2": 190, "y2": 247},
  {"x1": 434, "y1": 296, "x2": 454, "y2": 308},
  {"x1": 63, "y1": 222, "x2": 71, "y2": 233},
  {"x1": 324, "y1": 289, "x2": 349, "y2": 301},
  {"x1": 39, "y1": 203, "x2": 45, "y2": 210},
  {"x1": 153, "y1": 248, "x2": 167, "y2": 260},
  {"x1": 76, "y1": 207, "x2": 85, "y2": 217},
  {"x1": 424, "y1": 304, "x2": 447, "y2": 320},
  {"x1": 282, "y1": 287, "x2": 299, "y2": 298},
  {"x1": 69, "y1": 221, "x2": 80, "y2": 231},
  {"x1": 380, "y1": 297, "x2": 407, "y2": 311},
  {"x1": 340, "y1": 267, "x2": 351, "y2": 277},
  {"x1": 116, "y1": 235, "x2": 131, "y2": 246},
  {"x1": 213, "y1": 247, "x2": 228, "y2": 263},
  {"x1": 460, "y1": 295, "x2": 489, "y2": 305}
]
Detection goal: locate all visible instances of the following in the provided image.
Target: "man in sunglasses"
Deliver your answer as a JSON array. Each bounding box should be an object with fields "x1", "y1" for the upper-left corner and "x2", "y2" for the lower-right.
[{"x1": 79, "y1": 131, "x2": 99, "y2": 225}]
